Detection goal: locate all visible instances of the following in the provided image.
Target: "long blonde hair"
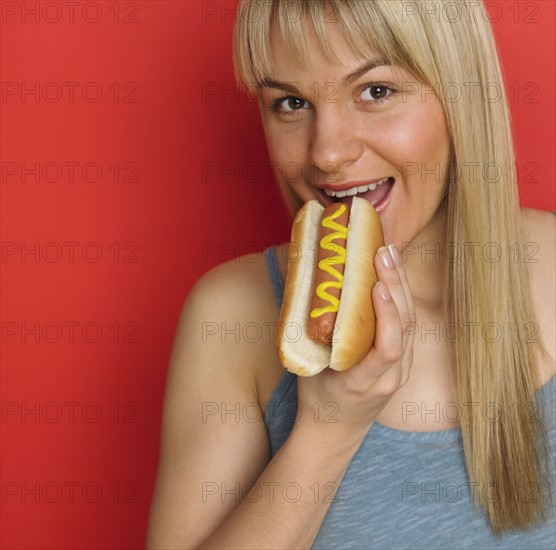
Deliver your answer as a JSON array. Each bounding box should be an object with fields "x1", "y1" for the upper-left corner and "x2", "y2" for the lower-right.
[{"x1": 233, "y1": 0, "x2": 552, "y2": 535}]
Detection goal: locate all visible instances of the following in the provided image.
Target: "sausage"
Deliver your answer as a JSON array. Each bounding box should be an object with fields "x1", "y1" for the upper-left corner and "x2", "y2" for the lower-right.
[{"x1": 307, "y1": 202, "x2": 350, "y2": 344}]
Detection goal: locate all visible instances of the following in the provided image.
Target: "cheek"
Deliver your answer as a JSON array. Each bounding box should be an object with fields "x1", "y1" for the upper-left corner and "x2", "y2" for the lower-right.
[
  {"x1": 261, "y1": 124, "x2": 311, "y2": 193},
  {"x1": 263, "y1": 124, "x2": 306, "y2": 165},
  {"x1": 391, "y1": 115, "x2": 448, "y2": 165},
  {"x1": 384, "y1": 105, "x2": 451, "y2": 195}
]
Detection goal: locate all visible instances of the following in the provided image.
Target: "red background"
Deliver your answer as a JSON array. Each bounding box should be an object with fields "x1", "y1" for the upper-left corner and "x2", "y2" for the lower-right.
[{"x1": 1, "y1": 1, "x2": 554, "y2": 548}]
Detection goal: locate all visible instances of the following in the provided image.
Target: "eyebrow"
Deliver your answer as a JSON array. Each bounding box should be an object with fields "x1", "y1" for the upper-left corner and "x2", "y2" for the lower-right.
[{"x1": 256, "y1": 59, "x2": 391, "y2": 95}]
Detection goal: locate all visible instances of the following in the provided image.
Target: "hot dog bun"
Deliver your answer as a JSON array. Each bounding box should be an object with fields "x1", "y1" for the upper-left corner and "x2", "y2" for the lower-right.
[{"x1": 277, "y1": 197, "x2": 384, "y2": 376}]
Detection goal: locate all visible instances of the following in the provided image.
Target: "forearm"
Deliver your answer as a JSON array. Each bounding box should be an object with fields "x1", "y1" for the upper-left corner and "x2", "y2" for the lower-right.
[{"x1": 198, "y1": 423, "x2": 368, "y2": 549}]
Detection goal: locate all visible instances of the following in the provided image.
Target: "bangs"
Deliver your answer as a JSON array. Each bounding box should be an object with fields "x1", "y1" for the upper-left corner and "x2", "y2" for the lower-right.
[{"x1": 233, "y1": 0, "x2": 426, "y2": 93}]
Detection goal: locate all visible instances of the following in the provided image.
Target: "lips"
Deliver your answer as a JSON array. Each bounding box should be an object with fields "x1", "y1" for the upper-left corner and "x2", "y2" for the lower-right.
[
  {"x1": 321, "y1": 177, "x2": 395, "y2": 213},
  {"x1": 324, "y1": 177, "x2": 390, "y2": 197}
]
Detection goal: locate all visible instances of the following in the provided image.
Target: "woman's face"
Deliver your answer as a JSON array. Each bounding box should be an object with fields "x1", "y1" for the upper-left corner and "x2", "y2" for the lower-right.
[{"x1": 257, "y1": 19, "x2": 452, "y2": 250}]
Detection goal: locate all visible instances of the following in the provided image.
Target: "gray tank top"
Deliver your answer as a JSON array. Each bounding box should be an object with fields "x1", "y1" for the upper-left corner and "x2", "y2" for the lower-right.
[{"x1": 262, "y1": 246, "x2": 555, "y2": 549}]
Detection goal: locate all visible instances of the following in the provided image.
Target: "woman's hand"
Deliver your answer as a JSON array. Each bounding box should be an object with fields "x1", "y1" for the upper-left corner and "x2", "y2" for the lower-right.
[{"x1": 295, "y1": 243, "x2": 416, "y2": 438}]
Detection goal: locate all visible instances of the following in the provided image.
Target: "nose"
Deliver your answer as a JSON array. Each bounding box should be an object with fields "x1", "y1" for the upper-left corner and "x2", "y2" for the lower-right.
[{"x1": 308, "y1": 107, "x2": 364, "y2": 179}]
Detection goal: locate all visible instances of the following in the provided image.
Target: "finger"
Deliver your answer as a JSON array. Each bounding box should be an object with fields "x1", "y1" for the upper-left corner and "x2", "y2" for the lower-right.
[
  {"x1": 363, "y1": 279, "x2": 404, "y2": 378},
  {"x1": 388, "y1": 244, "x2": 416, "y2": 345},
  {"x1": 374, "y1": 246, "x2": 410, "y2": 337},
  {"x1": 388, "y1": 244, "x2": 415, "y2": 318},
  {"x1": 388, "y1": 244, "x2": 416, "y2": 385}
]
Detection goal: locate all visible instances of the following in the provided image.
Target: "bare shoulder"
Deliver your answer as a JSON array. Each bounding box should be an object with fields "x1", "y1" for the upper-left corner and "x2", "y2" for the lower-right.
[
  {"x1": 188, "y1": 251, "x2": 278, "y2": 324},
  {"x1": 520, "y1": 208, "x2": 555, "y2": 384},
  {"x1": 520, "y1": 207, "x2": 555, "y2": 283},
  {"x1": 178, "y1": 250, "x2": 286, "y2": 397},
  {"x1": 520, "y1": 207, "x2": 555, "y2": 256}
]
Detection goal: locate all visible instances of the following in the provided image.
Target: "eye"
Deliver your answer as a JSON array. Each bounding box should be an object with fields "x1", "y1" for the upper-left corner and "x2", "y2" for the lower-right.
[
  {"x1": 270, "y1": 96, "x2": 310, "y2": 117},
  {"x1": 359, "y1": 83, "x2": 395, "y2": 104}
]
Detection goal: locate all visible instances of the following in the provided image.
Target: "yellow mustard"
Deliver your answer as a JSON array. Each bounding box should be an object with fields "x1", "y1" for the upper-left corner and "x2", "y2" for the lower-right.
[{"x1": 309, "y1": 204, "x2": 348, "y2": 318}]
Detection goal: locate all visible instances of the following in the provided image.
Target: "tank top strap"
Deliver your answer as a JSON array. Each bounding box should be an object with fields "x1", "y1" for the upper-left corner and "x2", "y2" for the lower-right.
[{"x1": 262, "y1": 246, "x2": 284, "y2": 311}]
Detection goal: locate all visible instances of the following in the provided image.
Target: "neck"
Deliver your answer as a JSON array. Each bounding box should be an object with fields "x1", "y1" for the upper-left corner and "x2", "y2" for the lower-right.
[{"x1": 402, "y1": 210, "x2": 447, "y2": 312}]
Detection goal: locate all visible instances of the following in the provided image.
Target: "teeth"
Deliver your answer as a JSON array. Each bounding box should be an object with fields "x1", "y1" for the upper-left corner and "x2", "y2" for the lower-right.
[{"x1": 324, "y1": 177, "x2": 390, "y2": 198}]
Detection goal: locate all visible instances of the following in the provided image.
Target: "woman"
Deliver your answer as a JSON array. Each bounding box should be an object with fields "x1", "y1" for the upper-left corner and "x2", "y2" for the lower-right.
[{"x1": 146, "y1": 1, "x2": 555, "y2": 548}]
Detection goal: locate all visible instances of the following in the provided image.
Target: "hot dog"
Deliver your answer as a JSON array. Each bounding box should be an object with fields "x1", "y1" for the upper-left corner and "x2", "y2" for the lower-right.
[{"x1": 277, "y1": 197, "x2": 384, "y2": 376}]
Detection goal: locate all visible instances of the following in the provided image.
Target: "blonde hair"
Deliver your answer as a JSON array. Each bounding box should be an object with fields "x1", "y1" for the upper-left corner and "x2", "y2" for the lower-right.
[{"x1": 233, "y1": 0, "x2": 552, "y2": 536}]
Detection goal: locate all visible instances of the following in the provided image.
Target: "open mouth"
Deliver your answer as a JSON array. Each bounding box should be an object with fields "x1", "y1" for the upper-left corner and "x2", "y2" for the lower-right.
[{"x1": 324, "y1": 177, "x2": 395, "y2": 213}]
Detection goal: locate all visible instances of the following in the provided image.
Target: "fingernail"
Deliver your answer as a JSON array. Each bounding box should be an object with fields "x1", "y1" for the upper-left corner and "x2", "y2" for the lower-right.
[
  {"x1": 387, "y1": 244, "x2": 402, "y2": 269},
  {"x1": 376, "y1": 281, "x2": 391, "y2": 301},
  {"x1": 378, "y1": 246, "x2": 394, "y2": 269}
]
